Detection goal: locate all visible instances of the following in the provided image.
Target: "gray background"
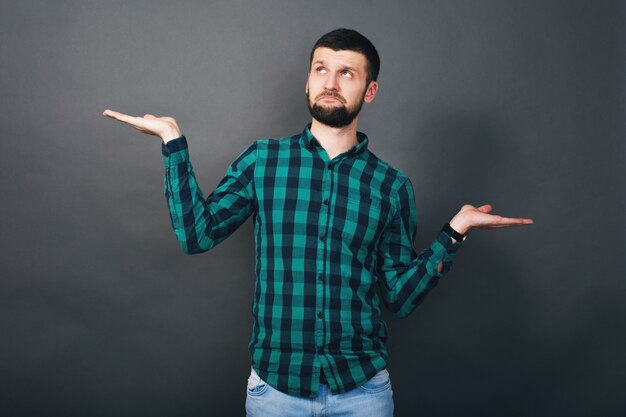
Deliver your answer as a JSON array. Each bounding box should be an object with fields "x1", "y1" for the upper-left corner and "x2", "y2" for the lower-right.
[{"x1": 1, "y1": 1, "x2": 624, "y2": 416}]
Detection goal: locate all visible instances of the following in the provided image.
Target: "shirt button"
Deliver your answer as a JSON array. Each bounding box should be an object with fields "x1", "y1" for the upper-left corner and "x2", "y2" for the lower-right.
[
  {"x1": 320, "y1": 235, "x2": 326, "y2": 242},
  {"x1": 317, "y1": 311, "x2": 324, "y2": 319},
  {"x1": 318, "y1": 274, "x2": 325, "y2": 282},
  {"x1": 323, "y1": 198, "x2": 329, "y2": 205},
  {"x1": 327, "y1": 164, "x2": 332, "y2": 170}
]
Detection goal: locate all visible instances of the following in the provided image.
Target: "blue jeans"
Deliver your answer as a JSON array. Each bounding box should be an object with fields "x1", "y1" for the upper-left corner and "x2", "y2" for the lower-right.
[{"x1": 245, "y1": 367, "x2": 394, "y2": 417}]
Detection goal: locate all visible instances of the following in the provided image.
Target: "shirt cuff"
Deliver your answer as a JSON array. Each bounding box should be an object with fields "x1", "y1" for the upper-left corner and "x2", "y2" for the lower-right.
[
  {"x1": 161, "y1": 135, "x2": 189, "y2": 167},
  {"x1": 437, "y1": 226, "x2": 464, "y2": 255},
  {"x1": 423, "y1": 227, "x2": 464, "y2": 278}
]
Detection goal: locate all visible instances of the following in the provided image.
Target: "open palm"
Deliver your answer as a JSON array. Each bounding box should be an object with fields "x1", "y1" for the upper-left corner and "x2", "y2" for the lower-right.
[
  {"x1": 102, "y1": 109, "x2": 181, "y2": 143},
  {"x1": 451, "y1": 204, "x2": 534, "y2": 235}
]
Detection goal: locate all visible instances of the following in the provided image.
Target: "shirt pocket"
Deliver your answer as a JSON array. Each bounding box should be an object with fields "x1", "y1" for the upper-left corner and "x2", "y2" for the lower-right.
[{"x1": 335, "y1": 194, "x2": 384, "y2": 251}]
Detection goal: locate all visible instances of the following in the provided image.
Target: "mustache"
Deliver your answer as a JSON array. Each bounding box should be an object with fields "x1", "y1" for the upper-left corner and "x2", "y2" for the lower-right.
[{"x1": 315, "y1": 90, "x2": 346, "y2": 104}]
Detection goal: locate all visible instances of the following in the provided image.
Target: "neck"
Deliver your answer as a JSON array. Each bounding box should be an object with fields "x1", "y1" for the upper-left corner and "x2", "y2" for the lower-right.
[{"x1": 309, "y1": 118, "x2": 359, "y2": 159}]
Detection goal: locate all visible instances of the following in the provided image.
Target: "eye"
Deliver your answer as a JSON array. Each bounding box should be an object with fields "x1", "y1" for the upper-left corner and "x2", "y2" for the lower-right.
[
  {"x1": 316, "y1": 66, "x2": 327, "y2": 74},
  {"x1": 341, "y1": 70, "x2": 353, "y2": 78}
]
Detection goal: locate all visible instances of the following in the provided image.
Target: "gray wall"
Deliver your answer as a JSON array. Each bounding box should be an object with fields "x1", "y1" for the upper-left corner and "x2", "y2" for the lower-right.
[{"x1": 1, "y1": 1, "x2": 624, "y2": 416}]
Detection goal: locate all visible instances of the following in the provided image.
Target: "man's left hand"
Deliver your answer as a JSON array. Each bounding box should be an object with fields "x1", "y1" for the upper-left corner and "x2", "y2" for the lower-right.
[{"x1": 448, "y1": 204, "x2": 534, "y2": 236}]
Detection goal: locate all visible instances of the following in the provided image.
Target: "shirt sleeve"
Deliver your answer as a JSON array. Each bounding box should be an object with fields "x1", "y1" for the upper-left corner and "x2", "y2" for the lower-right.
[
  {"x1": 375, "y1": 178, "x2": 463, "y2": 318},
  {"x1": 161, "y1": 136, "x2": 257, "y2": 254}
]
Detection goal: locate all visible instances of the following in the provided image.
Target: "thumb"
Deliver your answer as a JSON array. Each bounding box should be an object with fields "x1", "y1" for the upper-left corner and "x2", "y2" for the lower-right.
[
  {"x1": 477, "y1": 204, "x2": 493, "y2": 213},
  {"x1": 144, "y1": 114, "x2": 157, "y2": 119}
]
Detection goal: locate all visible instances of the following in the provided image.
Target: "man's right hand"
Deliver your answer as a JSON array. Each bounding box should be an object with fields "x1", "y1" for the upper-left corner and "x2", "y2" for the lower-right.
[{"x1": 102, "y1": 109, "x2": 182, "y2": 143}]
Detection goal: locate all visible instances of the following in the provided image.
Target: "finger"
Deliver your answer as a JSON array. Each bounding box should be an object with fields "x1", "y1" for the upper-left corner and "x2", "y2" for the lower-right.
[
  {"x1": 503, "y1": 217, "x2": 534, "y2": 224},
  {"x1": 103, "y1": 109, "x2": 135, "y2": 123},
  {"x1": 492, "y1": 217, "x2": 534, "y2": 226},
  {"x1": 489, "y1": 223, "x2": 533, "y2": 228},
  {"x1": 477, "y1": 204, "x2": 493, "y2": 213},
  {"x1": 144, "y1": 114, "x2": 157, "y2": 119},
  {"x1": 477, "y1": 224, "x2": 520, "y2": 229},
  {"x1": 103, "y1": 109, "x2": 149, "y2": 129},
  {"x1": 477, "y1": 222, "x2": 533, "y2": 229},
  {"x1": 103, "y1": 109, "x2": 126, "y2": 118}
]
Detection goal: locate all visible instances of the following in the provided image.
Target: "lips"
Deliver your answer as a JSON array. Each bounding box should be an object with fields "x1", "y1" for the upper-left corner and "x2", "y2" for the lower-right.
[{"x1": 317, "y1": 94, "x2": 344, "y2": 104}]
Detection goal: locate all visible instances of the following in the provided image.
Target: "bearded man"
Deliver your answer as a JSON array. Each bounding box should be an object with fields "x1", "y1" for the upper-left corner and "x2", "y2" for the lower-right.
[{"x1": 103, "y1": 28, "x2": 533, "y2": 417}]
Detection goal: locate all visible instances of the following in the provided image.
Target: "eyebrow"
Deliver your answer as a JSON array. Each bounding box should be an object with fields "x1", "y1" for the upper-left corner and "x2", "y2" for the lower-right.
[{"x1": 312, "y1": 60, "x2": 358, "y2": 73}]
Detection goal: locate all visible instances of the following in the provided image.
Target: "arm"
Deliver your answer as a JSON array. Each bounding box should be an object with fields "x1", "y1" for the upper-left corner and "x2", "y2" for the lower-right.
[
  {"x1": 376, "y1": 178, "x2": 535, "y2": 318},
  {"x1": 376, "y1": 179, "x2": 462, "y2": 319},
  {"x1": 162, "y1": 136, "x2": 257, "y2": 254},
  {"x1": 101, "y1": 109, "x2": 257, "y2": 254}
]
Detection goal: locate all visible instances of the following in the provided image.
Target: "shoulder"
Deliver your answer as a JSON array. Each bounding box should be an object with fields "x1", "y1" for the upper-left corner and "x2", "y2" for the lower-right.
[
  {"x1": 248, "y1": 133, "x2": 304, "y2": 164},
  {"x1": 253, "y1": 133, "x2": 301, "y2": 152},
  {"x1": 362, "y1": 149, "x2": 412, "y2": 191},
  {"x1": 231, "y1": 133, "x2": 289, "y2": 162}
]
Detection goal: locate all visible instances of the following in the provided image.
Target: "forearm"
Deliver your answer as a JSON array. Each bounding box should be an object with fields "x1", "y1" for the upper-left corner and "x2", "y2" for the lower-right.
[
  {"x1": 381, "y1": 228, "x2": 463, "y2": 318},
  {"x1": 377, "y1": 179, "x2": 468, "y2": 318},
  {"x1": 437, "y1": 216, "x2": 468, "y2": 272},
  {"x1": 163, "y1": 138, "x2": 214, "y2": 254},
  {"x1": 162, "y1": 137, "x2": 258, "y2": 254},
  {"x1": 437, "y1": 236, "x2": 461, "y2": 273}
]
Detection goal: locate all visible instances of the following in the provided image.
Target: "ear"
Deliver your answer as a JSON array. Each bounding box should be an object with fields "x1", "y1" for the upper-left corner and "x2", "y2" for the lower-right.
[
  {"x1": 363, "y1": 80, "x2": 378, "y2": 103},
  {"x1": 305, "y1": 79, "x2": 309, "y2": 95}
]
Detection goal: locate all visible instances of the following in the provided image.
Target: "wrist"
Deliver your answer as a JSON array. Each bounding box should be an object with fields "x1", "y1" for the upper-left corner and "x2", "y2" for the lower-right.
[
  {"x1": 449, "y1": 215, "x2": 471, "y2": 236},
  {"x1": 443, "y1": 222, "x2": 466, "y2": 244},
  {"x1": 161, "y1": 129, "x2": 182, "y2": 144}
]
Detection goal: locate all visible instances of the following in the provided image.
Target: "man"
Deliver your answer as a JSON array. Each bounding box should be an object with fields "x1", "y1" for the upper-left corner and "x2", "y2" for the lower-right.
[{"x1": 103, "y1": 28, "x2": 533, "y2": 417}]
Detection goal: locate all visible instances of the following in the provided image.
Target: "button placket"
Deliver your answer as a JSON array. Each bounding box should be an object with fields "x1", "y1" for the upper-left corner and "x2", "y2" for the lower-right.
[{"x1": 314, "y1": 154, "x2": 333, "y2": 352}]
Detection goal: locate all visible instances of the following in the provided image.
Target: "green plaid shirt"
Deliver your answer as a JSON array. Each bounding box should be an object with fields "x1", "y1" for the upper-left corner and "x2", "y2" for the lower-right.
[{"x1": 161, "y1": 123, "x2": 463, "y2": 398}]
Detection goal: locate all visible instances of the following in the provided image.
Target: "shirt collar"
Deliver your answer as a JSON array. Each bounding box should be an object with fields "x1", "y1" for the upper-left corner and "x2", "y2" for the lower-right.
[{"x1": 301, "y1": 122, "x2": 369, "y2": 158}]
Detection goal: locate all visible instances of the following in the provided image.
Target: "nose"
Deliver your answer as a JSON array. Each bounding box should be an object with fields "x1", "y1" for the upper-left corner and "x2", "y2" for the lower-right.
[{"x1": 323, "y1": 71, "x2": 339, "y2": 91}]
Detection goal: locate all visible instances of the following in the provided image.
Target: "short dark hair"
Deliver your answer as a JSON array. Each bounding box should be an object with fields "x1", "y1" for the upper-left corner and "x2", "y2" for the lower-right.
[{"x1": 310, "y1": 28, "x2": 380, "y2": 85}]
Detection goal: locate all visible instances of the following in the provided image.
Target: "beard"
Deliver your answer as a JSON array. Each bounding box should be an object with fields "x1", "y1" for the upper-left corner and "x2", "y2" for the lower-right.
[{"x1": 307, "y1": 89, "x2": 366, "y2": 128}]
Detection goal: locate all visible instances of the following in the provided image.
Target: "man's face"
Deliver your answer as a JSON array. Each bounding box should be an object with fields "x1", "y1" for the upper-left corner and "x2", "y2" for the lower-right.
[{"x1": 306, "y1": 47, "x2": 378, "y2": 128}]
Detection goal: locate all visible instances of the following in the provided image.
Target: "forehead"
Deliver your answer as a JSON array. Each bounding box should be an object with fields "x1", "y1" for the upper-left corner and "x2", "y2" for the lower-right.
[{"x1": 311, "y1": 47, "x2": 367, "y2": 71}]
